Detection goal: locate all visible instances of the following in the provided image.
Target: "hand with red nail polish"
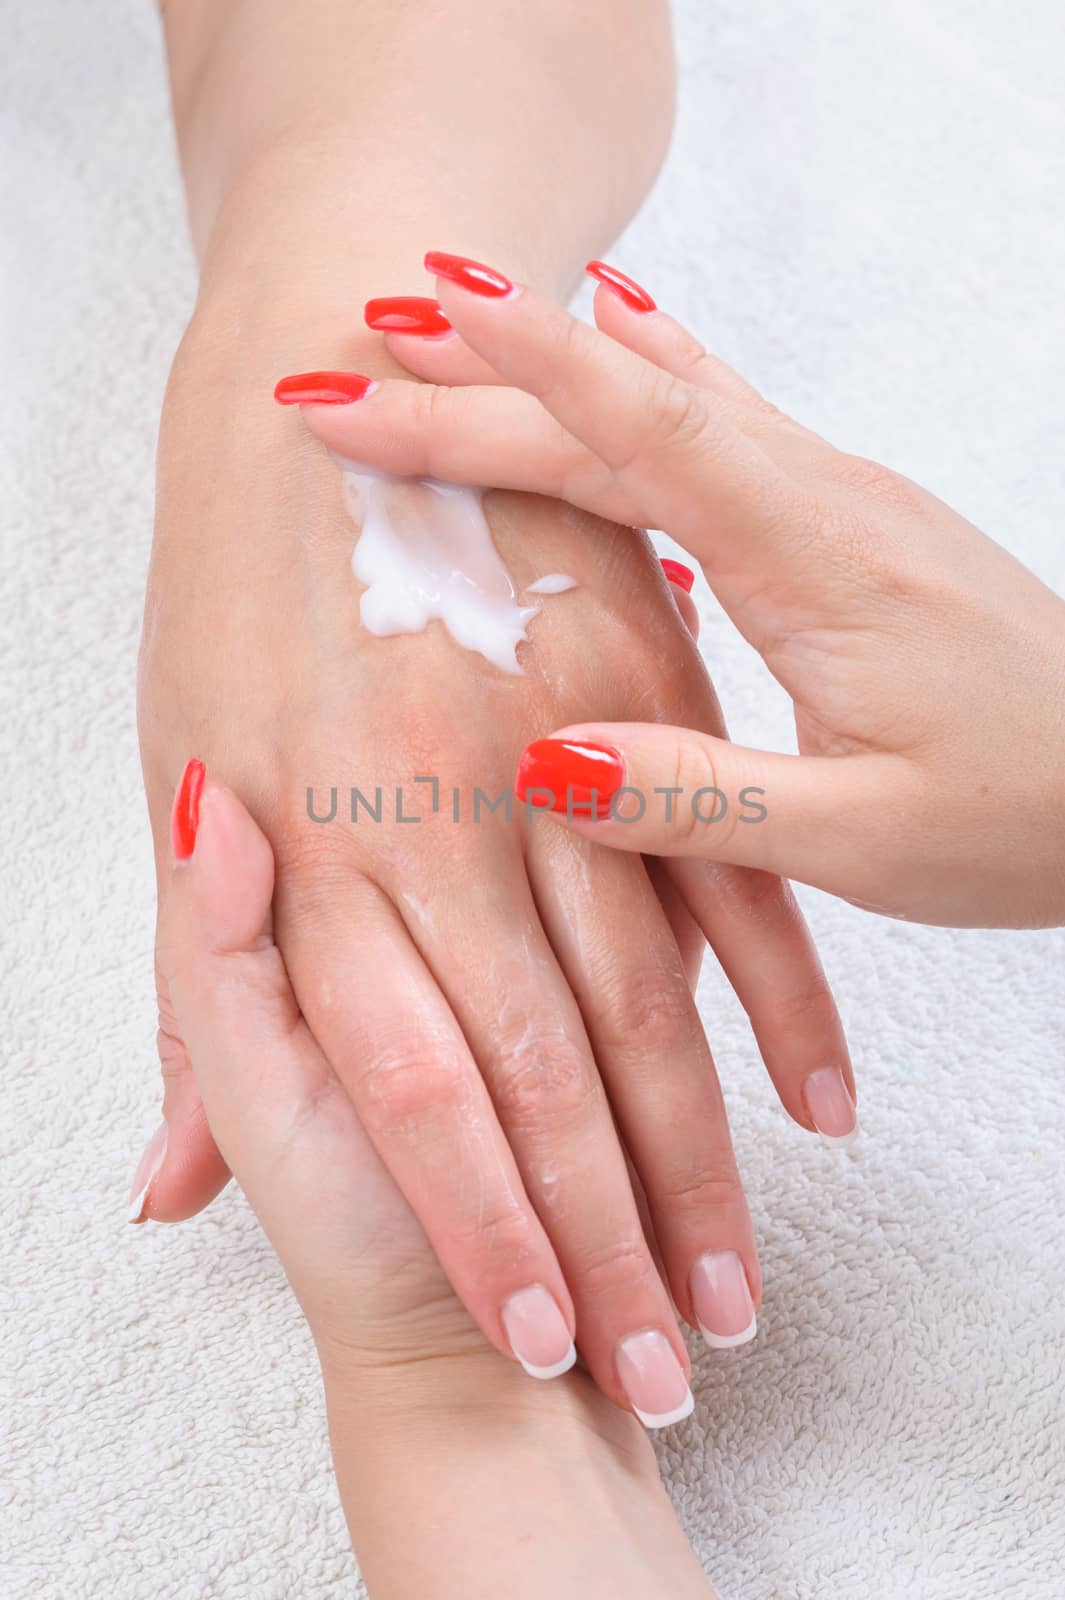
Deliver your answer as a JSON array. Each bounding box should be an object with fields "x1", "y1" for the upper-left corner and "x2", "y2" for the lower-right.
[
  {"x1": 302, "y1": 258, "x2": 1065, "y2": 931},
  {"x1": 145, "y1": 256, "x2": 865, "y2": 1417}
]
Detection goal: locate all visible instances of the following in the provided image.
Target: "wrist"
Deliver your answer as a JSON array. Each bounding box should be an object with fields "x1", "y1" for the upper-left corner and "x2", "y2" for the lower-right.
[
  {"x1": 320, "y1": 1340, "x2": 653, "y2": 1471},
  {"x1": 189, "y1": 132, "x2": 579, "y2": 347},
  {"x1": 319, "y1": 1346, "x2": 716, "y2": 1600}
]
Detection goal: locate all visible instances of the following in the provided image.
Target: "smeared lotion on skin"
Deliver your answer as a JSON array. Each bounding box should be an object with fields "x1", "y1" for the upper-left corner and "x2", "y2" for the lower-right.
[{"x1": 337, "y1": 460, "x2": 576, "y2": 674}]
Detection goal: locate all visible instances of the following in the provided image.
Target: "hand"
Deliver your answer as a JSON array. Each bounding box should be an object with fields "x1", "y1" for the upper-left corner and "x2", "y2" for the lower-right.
[
  {"x1": 157, "y1": 775, "x2": 717, "y2": 1598},
  {"x1": 134, "y1": 300, "x2": 854, "y2": 1422},
  {"x1": 299, "y1": 253, "x2": 1065, "y2": 930}
]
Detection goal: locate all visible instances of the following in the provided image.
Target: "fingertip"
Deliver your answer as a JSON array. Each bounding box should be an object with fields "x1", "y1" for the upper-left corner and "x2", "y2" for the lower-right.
[
  {"x1": 274, "y1": 371, "x2": 378, "y2": 406},
  {"x1": 585, "y1": 260, "x2": 658, "y2": 314},
  {"x1": 170, "y1": 757, "x2": 205, "y2": 862},
  {"x1": 660, "y1": 557, "x2": 695, "y2": 593},
  {"x1": 134, "y1": 1129, "x2": 231, "y2": 1224},
  {"x1": 364, "y1": 296, "x2": 452, "y2": 337},
  {"x1": 169, "y1": 769, "x2": 276, "y2": 948}
]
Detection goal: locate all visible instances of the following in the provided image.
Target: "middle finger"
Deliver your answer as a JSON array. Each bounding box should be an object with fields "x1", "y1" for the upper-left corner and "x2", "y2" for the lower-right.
[
  {"x1": 394, "y1": 830, "x2": 697, "y2": 1429},
  {"x1": 528, "y1": 821, "x2": 761, "y2": 1352}
]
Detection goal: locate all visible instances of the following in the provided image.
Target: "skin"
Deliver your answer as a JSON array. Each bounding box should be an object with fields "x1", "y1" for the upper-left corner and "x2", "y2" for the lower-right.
[
  {"x1": 139, "y1": 0, "x2": 855, "y2": 1417},
  {"x1": 159, "y1": 776, "x2": 717, "y2": 1599},
  {"x1": 301, "y1": 267, "x2": 1065, "y2": 930}
]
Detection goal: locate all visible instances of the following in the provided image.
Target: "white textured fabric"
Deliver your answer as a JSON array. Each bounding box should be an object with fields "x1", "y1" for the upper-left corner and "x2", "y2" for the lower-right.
[{"x1": 4, "y1": 3, "x2": 1063, "y2": 1596}]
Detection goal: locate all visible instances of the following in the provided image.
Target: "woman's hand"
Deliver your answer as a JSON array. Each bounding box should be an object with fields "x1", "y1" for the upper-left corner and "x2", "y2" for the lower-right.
[
  {"x1": 157, "y1": 775, "x2": 717, "y2": 1598},
  {"x1": 299, "y1": 253, "x2": 1065, "y2": 930},
  {"x1": 136, "y1": 294, "x2": 856, "y2": 1421}
]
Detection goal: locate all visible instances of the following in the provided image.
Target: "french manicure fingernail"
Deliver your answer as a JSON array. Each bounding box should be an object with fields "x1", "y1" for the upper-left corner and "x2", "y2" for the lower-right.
[
  {"x1": 515, "y1": 739, "x2": 624, "y2": 820},
  {"x1": 617, "y1": 1330, "x2": 694, "y2": 1429},
  {"x1": 660, "y1": 558, "x2": 695, "y2": 593},
  {"x1": 690, "y1": 1251, "x2": 757, "y2": 1349},
  {"x1": 274, "y1": 371, "x2": 378, "y2": 405},
  {"x1": 424, "y1": 250, "x2": 516, "y2": 299},
  {"x1": 803, "y1": 1066, "x2": 859, "y2": 1147},
  {"x1": 364, "y1": 296, "x2": 453, "y2": 337},
  {"x1": 585, "y1": 260, "x2": 657, "y2": 313},
  {"x1": 171, "y1": 757, "x2": 205, "y2": 862},
  {"x1": 502, "y1": 1285, "x2": 577, "y2": 1380},
  {"x1": 127, "y1": 1121, "x2": 168, "y2": 1223}
]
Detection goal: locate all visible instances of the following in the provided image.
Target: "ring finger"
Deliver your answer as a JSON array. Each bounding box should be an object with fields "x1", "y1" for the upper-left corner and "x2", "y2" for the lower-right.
[{"x1": 528, "y1": 823, "x2": 761, "y2": 1352}]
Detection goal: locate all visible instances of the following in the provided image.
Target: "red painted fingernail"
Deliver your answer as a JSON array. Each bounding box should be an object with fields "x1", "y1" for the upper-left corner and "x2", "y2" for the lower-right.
[
  {"x1": 171, "y1": 758, "x2": 205, "y2": 862},
  {"x1": 515, "y1": 739, "x2": 624, "y2": 821},
  {"x1": 424, "y1": 251, "x2": 515, "y2": 298},
  {"x1": 660, "y1": 558, "x2": 695, "y2": 593},
  {"x1": 273, "y1": 371, "x2": 377, "y2": 405},
  {"x1": 365, "y1": 296, "x2": 453, "y2": 337},
  {"x1": 586, "y1": 260, "x2": 657, "y2": 313}
]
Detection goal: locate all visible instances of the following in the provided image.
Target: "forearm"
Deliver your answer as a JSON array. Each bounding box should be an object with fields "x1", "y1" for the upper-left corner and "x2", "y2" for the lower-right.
[
  {"x1": 323, "y1": 1352, "x2": 716, "y2": 1600},
  {"x1": 162, "y1": 0, "x2": 674, "y2": 316}
]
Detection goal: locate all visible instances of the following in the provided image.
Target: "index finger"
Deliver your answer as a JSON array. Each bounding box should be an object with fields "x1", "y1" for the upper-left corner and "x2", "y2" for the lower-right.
[{"x1": 421, "y1": 251, "x2": 800, "y2": 572}]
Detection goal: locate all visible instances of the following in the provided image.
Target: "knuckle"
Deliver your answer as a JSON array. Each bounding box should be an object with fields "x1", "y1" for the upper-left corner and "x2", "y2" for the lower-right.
[
  {"x1": 649, "y1": 374, "x2": 710, "y2": 457},
  {"x1": 447, "y1": 1202, "x2": 538, "y2": 1261},
  {"x1": 554, "y1": 311, "x2": 595, "y2": 374},
  {"x1": 156, "y1": 1023, "x2": 191, "y2": 1087},
  {"x1": 655, "y1": 1165, "x2": 746, "y2": 1219},
  {"x1": 674, "y1": 738, "x2": 741, "y2": 852},
  {"x1": 713, "y1": 865, "x2": 799, "y2": 927},
  {"x1": 825, "y1": 452, "x2": 925, "y2": 516},
  {"x1": 414, "y1": 382, "x2": 462, "y2": 474},
  {"x1": 599, "y1": 967, "x2": 697, "y2": 1053},
  {"x1": 534, "y1": 314, "x2": 594, "y2": 411},
  {"x1": 352, "y1": 1030, "x2": 473, "y2": 1136},
  {"x1": 773, "y1": 974, "x2": 838, "y2": 1027},
  {"x1": 681, "y1": 346, "x2": 780, "y2": 418},
  {"x1": 272, "y1": 808, "x2": 347, "y2": 880},
  {"x1": 415, "y1": 377, "x2": 448, "y2": 433},
  {"x1": 573, "y1": 1238, "x2": 655, "y2": 1302},
  {"x1": 492, "y1": 1029, "x2": 599, "y2": 1137}
]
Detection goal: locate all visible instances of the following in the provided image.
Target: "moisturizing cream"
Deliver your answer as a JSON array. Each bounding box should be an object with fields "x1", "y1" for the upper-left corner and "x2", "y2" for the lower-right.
[{"x1": 338, "y1": 462, "x2": 576, "y2": 674}]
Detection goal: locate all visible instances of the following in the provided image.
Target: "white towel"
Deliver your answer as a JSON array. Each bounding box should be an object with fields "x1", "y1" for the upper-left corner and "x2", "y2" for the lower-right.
[{"x1": 3, "y1": 2, "x2": 1063, "y2": 1595}]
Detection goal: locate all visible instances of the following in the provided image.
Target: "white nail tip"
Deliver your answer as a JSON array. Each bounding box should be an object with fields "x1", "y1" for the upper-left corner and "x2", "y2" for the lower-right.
[
  {"x1": 633, "y1": 1388, "x2": 695, "y2": 1430},
  {"x1": 817, "y1": 1120, "x2": 861, "y2": 1150},
  {"x1": 126, "y1": 1122, "x2": 168, "y2": 1224},
  {"x1": 516, "y1": 1342, "x2": 578, "y2": 1381},
  {"x1": 699, "y1": 1314, "x2": 758, "y2": 1351}
]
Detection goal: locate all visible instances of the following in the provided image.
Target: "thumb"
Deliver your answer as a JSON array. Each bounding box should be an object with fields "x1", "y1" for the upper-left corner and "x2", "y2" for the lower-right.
[
  {"x1": 156, "y1": 765, "x2": 353, "y2": 1197},
  {"x1": 515, "y1": 724, "x2": 899, "y2": 902}
]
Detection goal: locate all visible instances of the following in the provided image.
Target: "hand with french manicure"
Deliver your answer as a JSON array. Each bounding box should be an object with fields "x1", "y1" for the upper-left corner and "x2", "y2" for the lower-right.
[{"x1": 295, "y1": 252, "x2": 1065, "y2": 930}]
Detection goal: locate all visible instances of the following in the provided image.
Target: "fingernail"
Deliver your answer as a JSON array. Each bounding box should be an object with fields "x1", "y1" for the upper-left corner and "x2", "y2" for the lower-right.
[
  {"x1": 424, "y1": 250, "x2": 516, "y2": 299},
  {"x1": 274, "y1": 371, "x2": 377, "y2": 405},
  {"x1": 171, "y1": 757, "x2": 205, "y2": 862},
  {"x1": 364, "y1": 296, "x2": 453, "y2": 337},
  {"x1": 803, "y1": 1066, "x2": 859, "y2": 1148},
  {"x1": 585, "y1": 260, "x2": 657, "y2": 313},
  {"x1": 502, "y1": 1285, "x2": 577, "y2": 1380},
  {"x1": 616, "y1": 1330, "x2": 694, "y2": 1429},
  {"x1": 127, "y1": 1121, "x2": 168, "y2": 1223},
  {"x1": 515, "y1": 738, "x2": 624, "y2": 820},
  {"x1": 660, "y1": 558, "x2": 695, "y2": 593},
  {"x1": 690, "y1": 1251, "x2": 757, "y2": 1349}
]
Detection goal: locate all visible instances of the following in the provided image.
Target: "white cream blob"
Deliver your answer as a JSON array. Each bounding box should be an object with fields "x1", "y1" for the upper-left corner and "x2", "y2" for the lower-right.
[
  {"x1": 336, "y1": 460, "x2": 575, "y2": 675},
  {"x1": 526, "y1": 573, "x2": 578, "y2": 595}
]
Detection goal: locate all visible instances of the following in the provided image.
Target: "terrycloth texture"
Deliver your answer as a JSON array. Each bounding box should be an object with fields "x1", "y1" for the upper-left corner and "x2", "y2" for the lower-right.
[{"x1": 3, "y1": 2, "x2": 1064, "y2": 1595}]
